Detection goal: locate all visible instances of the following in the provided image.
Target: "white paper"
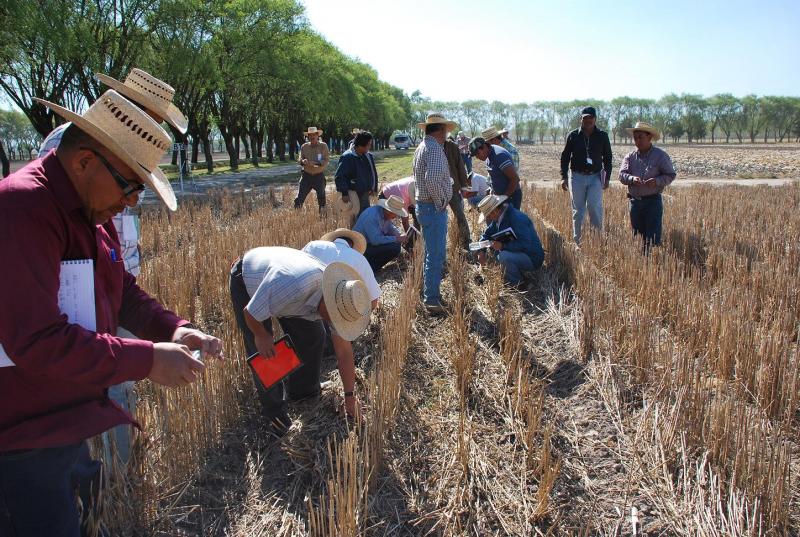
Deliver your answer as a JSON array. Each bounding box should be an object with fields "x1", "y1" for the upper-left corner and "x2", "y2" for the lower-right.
[
  {"x1": 0, "y1": 259, "x2": 96, "y2": 368},
  {"x1": 122, "y1": 214, "x2": 138, "y2": 242}
]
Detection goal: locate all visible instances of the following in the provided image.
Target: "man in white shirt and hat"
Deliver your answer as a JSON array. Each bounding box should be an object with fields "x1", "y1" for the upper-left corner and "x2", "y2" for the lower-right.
[
  {"x1": 229, "y1": 248, "x2": 372, "y2": 435},
  {"x1": 353, "y1": 195, "x2": 409, "y2": 272}
]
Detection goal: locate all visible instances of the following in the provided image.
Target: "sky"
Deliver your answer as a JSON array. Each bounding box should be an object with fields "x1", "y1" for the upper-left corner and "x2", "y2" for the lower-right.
[{"x1": 301, "y1": 0, "x2": 800, "y2": 103}]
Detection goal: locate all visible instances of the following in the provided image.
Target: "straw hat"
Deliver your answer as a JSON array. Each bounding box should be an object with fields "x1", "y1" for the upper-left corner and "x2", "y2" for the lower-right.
[
  {"x1": 376, "y1": 195, "x2": 409, "y2": 218},
  {"x1": 351, "y1": 128, "x2": 362, "y2": 135},
  {"x1": 34, "y1": 90, "x2": 177, "y2": 210},
  {"x1": 334, "y1": 193, "x2": 360, "y2": 219},
  {"x1": 322, "y1": 262, "x2": 372, "y2": 341},
  {"x1": 305, "y1": 126, "x2": 322, "y2": 136},
  {"x1": 96, "y1": 68, "x2": 187, "y2": 134},
  {"x1": 417, "y1": 113, "x2": 457, "y2": 132},
  {"x1": 625, "y1": 121, "x2": 660, "y2": 142},
  {"x1": 498, "y1": 128, "x2": 509, "y2": 136},
  {"x1": 477, "y1": 194, "x2": 509, "y2": 223},
  {"x1": 481, "y1": 126, "x2": 502, "y2": 141},
  {"x1": 320, "y1": 228, "x2": 367, "y2": 254}
]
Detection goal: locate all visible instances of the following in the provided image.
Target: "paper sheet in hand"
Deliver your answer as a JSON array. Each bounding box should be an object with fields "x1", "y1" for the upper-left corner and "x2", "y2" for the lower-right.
[{"x1": 0, "y1": 259, "x2": 96, "y2": 367}]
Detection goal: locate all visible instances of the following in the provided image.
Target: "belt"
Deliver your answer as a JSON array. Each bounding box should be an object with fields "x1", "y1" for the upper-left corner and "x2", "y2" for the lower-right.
[
  {"x1": 627, "y1": 193, "x2": 661, "y2": 201},
  {"x1": 571, "y1": 168, "x2": 599, "y2": 175}
]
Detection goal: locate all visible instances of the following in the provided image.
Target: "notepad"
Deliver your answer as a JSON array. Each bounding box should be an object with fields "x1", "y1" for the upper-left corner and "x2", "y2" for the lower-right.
[{"x1": 0, "y1": 259, "x2": 96, "y2": 368}]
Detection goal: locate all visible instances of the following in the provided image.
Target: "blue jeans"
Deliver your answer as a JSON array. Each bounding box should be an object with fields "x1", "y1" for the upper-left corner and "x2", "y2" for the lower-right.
[
  {"x1": 461, "y1": 153, "x2": 472, "y2": 173},
  {"x1": 0, "y1": 442, "x2": 101, "y2": 537},
  {"x1": 569, "y1": 172, "x2": 603, "y2": 243},
  {"x1": 363, "y1": 241, "x2": 401, "y2": 272},
  {"x1": 417, "y1": 202, "x2": 448, "y2": 304},
  {"x1": 497, "y1": 251, "x2": 540, "y2": 285},
  {"x1": 629, "y1": 195, "x2": 663, "y2": 248}
]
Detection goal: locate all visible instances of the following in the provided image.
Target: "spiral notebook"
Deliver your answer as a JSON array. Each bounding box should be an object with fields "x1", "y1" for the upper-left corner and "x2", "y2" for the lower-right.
[{"x1": 0, "y1": 259, "x2": 95, "y2": 368}]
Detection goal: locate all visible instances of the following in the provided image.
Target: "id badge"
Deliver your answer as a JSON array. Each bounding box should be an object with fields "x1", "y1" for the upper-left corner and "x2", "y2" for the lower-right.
[{"x1": 586, "y1": 157, "x2": 593, "y2": 165}]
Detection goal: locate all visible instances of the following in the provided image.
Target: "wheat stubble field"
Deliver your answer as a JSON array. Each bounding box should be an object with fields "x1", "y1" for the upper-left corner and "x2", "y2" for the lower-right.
[{"x1": 96, "y1": 144, "x2": 800, "y2": 536}]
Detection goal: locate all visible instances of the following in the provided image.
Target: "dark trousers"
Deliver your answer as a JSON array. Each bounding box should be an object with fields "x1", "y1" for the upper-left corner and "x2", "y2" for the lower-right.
[
  {"x1": 294, "y1": 171, "x2": 326, "y2": 209},
  {"x1": 0, "y1": 441, "x2": 101, "y2": 537},
  {"x1": 357, "y1": 191, "x2": 371, "y2": 216},
  {"x1": 229, "y1": 261, "x2": 325, "y2": 418},
  {"x1": 508, "y1": 188, "x2": 522, "y2": 210},
  {"x1": 449, "y1": 187, "x2": 471, "y2": 248},
  {"x1": 629, "y1": 195, "x2": 663, "y2": 248},
  {"x1": 363, "y1": 242, "x2": 401, "y2": 272}
]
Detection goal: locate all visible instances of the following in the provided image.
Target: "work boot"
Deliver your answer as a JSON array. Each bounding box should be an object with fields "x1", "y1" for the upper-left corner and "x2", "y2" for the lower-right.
[{"x1": 425, "y1": 301, "x2": 447, "y2": 315}]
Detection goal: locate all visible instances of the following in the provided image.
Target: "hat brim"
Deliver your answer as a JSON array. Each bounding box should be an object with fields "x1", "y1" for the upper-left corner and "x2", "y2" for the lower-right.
[
  {"x1": 34, "y1": 98, "x2": 177, "y2": 211},
  {"x1": 305, "y1": 130, "x2": 323, "y2": 136},
  {"x1": 322, "y1": 262, "x2": 370, "y2": 341},
  {"x1": 376, "y1": 199, "x2": 408, "y2": 218},
  {"x1": 320, "y1": 228, "x2": 367, "y2": 254},
  {"x1": 96, "y1": 73, "x2": 189, "y2": 134},
  {"x1": 417, "y1": 120, "x2": 458, "y2": 132},
  {"x1": 625, "y1": 127, "x2": 660, "y2": 141}
]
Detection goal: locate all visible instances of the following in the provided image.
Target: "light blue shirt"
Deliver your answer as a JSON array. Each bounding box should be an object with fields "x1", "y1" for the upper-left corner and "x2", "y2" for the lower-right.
[
  {"x1": 241, "y1": 247, "x2": 324, "y2": 322},
  {"x1": 353, "y1": 205, "x2": 400, "y2": 246}
]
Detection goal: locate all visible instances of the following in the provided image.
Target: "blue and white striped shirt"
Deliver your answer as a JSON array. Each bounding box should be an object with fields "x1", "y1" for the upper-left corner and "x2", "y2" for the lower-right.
[{"x1": 241, "y1": 247, "x2": 324, "y2": 322}]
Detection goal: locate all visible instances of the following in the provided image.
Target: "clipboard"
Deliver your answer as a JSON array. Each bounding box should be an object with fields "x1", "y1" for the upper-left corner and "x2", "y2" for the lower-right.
[{"x1": 247, "y1": 335, "x2": 302, "y2": 389}]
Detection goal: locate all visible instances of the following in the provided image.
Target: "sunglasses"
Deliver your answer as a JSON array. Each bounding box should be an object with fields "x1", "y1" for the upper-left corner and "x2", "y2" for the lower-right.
[{"x1": 83, "y1": 148, "x2": 146, "y2": 198}]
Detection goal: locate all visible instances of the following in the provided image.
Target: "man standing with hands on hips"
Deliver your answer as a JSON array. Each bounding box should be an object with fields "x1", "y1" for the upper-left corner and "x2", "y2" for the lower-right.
[{"x1": 559, "y1": 106, "x2": 613, "y2": 243}]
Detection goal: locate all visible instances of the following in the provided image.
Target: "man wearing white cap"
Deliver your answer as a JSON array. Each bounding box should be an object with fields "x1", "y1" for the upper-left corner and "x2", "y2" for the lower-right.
[
  {"x1": 619, "y1": 122, "x2": 676, "y2": 249},
  {"x1": 0, "y1": 90, "x2": 222, "y2": 536},
  {"x1": 294, "y1": 127, "x2": 330, "y2": 212},
  {"x1": 477, "y1": 194, "x2": 544, "y2": 286},
  {"x1": 353, "y1": 195, "x2": 409, "y2": 272},
  {"x1": 229, "y1": 248, "x2": 371, "y2": 435}
]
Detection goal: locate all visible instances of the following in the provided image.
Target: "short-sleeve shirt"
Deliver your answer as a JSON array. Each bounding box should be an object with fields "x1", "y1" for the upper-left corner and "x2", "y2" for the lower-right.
[
  {"x1": 241, "y1": 247, "x2": 325, "y2": 323},
  {"x1": 301, "y1": 239, "x2": 381, "y2": 301},
  {"x1": 486, "y1": 145, "x2": 517, "y2": 195},
  {"x1": 469, "y1": 173, "x2": 489, "y2": 195},
  {"x1": 380, "y1": 176, "x2": 415, "y2": 208}
]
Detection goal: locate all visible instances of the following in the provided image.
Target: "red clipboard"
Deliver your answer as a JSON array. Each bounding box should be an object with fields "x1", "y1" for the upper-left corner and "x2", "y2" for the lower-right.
[{"x1": 247, "y1": 335, "x2": 302, "y2": 389}]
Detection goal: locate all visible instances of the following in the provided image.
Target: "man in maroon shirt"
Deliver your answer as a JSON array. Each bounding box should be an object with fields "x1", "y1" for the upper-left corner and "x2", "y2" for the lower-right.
[{"x1": 0, "y1": 90, "x2": 222, "y2": 537}]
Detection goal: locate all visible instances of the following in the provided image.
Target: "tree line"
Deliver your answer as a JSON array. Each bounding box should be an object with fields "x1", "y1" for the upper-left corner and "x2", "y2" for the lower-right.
[
  {"x1": 0, "y1": 0, "x2": 412, "y2": 175},
  {"x1": 405, "y1": 93, "x2": 800, "y2": 145}
]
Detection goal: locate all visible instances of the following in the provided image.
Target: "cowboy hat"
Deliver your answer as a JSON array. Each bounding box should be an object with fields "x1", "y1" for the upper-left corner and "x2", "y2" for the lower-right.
[
  {"x1": 626, "y1": 121, "x2": 661, "y2": 142},
  {"x1": 477, "y1": 194, "x2": 509, "y2": 224},
  {"x1": 322, "y1": 262, "x2": 372, "y2": 341},
  {"x1": 34, "y1": 90, "x2": 177, "y2": 210},
  {"x1": 498, "y1": 128, "x2": 509, "y2": 136},
  {"x1": 417, "y1": 113, "x2": 457, "y2": 132},
  {"x1": 305, "y1": 126, "x2": 323, "y2": 136},
  {"x1": 351, "y1": 128, "x2": 362, "y2": 135},
  {"x1": 334, "y1": 193, "x2": 360, "y2": 220},
  {"x1": 376, "y1": 195, "x2": 409, "y2": 218},
  {"x1": 481, "y1": 126, "x2": 502, "y2": 141},
  {"x1": 320, "y1": 228, "x2": 367, "y2": 254},
  {"x1": 96, "y1": 68, "x2": 188, "y2": 134}
]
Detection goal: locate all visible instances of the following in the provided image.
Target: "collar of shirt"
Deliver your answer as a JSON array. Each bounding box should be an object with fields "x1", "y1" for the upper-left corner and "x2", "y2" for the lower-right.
[{"x1": 42, "y1": 152, "x2": 84, "y2": 216}]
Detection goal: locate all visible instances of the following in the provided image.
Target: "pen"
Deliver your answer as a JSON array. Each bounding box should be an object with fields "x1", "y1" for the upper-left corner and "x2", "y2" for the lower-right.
[{"x1": 110, "y1": 249, "x2": 117, "y2": 262}]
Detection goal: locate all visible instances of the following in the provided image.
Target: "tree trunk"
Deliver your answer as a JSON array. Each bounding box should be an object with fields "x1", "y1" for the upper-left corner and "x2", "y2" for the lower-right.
[
  {"x1": 249, "y1": 132, "x2": 260, "y2": 166},
  {"x1": 218, "y1": 124, "x2": 238, "y2": 170},
  {"x1": 191, "y1": 134, "x2": 200, "y2": 163},
  {"x1": 266, "y1": 132, "x2": 274, "y2": 163},
  {"x1": 0, "y1": 140, "x2": 9, "y2": 178},
  {"x1": 242, "y1": 135, "x2": 251, "y2": 161}
]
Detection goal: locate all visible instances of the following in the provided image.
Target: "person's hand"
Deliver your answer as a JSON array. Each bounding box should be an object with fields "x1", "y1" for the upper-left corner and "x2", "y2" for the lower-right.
[
  {"x1": 342, "y1": 194, "x2": 350, "y2": 202},
  {"x1": 643, "y1": 178, "x2": 658, "y2": 187},
  {"x1": 491, "y1": 241, "x2": 504, "y2": 251},
  {"x1": 477, "y1": 250, "x2": 487, "y2": 265},
  {"x1": 396, "y1": 234, "x2": 409, "y2": 244},
  {"x1": 561, "y1": 179, "x2": 568, "y2": 191},
  {"x1": 339, "y1": 394, "x2": 363, "y2": 420},
  {"x1": 172, "y1": 326, "x2": 223, "y2": 360},
  {"x1": 602, "y1": 181, "x2": 610, "y2": 190},
  {"x1": 630, "y1": 176, "x2": 643, "y2": 185},
  {"x1": 254, "y1": 333, "x2": 275, "y2": 359},
  {"x1": 149, "y1": 342, "x2": 205, "y2": 387}
]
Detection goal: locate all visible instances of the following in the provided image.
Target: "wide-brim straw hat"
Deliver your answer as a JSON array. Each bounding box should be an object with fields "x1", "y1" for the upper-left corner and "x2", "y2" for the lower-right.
[
  {"x1": 320, "y1": 228, "x2": 367, "y2": 254},
  {"x1": 417, "y1": 113, "x2": 457, "y2": 132},
  {"x1": 34, "y1": 90, "x2": 177, "y2": 210},
  {"x1": 481, "y1": 126, "x2": 502, "y2": 141},
  {"x1": 305, "y1": 126, "x2": 323, "y2": 136},
  {"x1": 322, "y1": 262, "x2": 372, "y2": 341},
  {"x1": 96, "y1": 68, "x2": 188, "y2": 134},
  {"x1": 334, "y1": 193, "x2": 360, "y2": 219},
  {"x1": 477, "y1": 194, "x2": 508, "y2": 224},
  {"x1": 376, "y1": 194, "x2": 409, "y2": 218},
  {"x1": 626, "y1": 121, "x2": 660, "y2": 142}
]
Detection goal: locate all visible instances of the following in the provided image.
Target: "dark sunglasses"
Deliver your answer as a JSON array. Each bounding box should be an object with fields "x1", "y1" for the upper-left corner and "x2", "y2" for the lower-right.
[{"x1": 83, "y1": 148, "x2": 146, "y2": 197}]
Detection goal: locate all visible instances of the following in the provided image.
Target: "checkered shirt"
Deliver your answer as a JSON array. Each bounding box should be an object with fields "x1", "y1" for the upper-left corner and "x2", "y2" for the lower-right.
[{"x1": 412, "y1": 135, "x2": 451, "y2": 210}]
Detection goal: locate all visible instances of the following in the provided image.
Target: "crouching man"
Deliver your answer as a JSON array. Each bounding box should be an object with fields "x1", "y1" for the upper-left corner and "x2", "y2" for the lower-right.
[
  {"x1": 353, "y1": 195, "x2": 409, "y2": 272},
  {"x1": 229, "y1": 247, "x2": 371, "y2": 436},
  {"x1": 476, "y1": 194, "x2": 544, "y2": 286}
]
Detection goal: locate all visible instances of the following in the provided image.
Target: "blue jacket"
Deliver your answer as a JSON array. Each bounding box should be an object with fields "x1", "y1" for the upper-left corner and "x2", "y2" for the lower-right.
[
  {"x1": 481, "y1": 205, "x2": 544, "y2": 264},
  {"x1": 353, "y1": 205, "x2": 400, "y2": 246},
  {"x1": 335, "y1": 149, "x2": 378, "y2": 195}
]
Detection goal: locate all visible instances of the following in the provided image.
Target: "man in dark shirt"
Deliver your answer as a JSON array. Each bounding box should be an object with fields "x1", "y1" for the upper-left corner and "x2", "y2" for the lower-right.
[
  {"x1": 559, "y1": 106, "x2": 613, "y2": 243},
  {"x1": 335, "y1": 131, "x2": 379, "y2": 216}
]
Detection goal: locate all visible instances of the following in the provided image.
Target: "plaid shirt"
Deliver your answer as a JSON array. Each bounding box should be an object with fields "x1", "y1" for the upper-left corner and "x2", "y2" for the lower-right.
[
  {"x1": 500, "y1": 139, "x2": 519, "y2": 170},
  {"x1": 413, "y1": 135, "x2": 450, "y2": 210}
]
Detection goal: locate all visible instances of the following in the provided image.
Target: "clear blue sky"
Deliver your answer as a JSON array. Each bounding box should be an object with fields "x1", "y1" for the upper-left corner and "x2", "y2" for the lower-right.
[{"x1": 302, "y1": 0, "x2": 800, "y2": 103}]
